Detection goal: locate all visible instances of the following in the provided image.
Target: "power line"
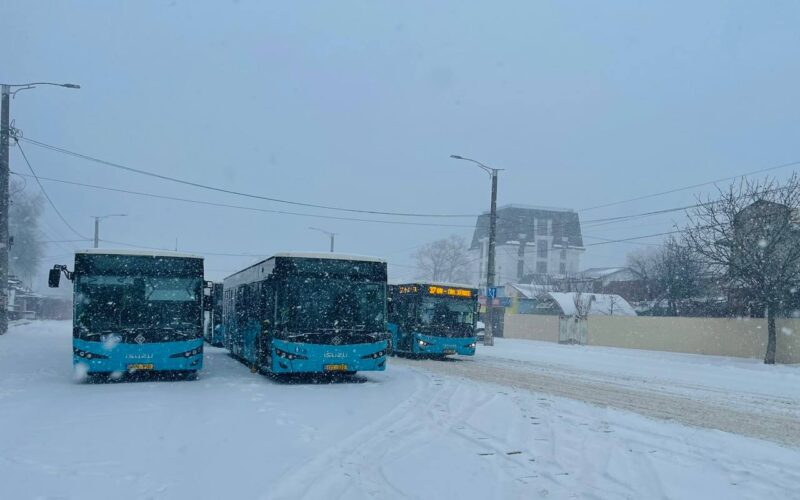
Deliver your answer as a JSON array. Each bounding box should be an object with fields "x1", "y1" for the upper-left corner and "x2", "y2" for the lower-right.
[
  {"x1": 14, "y1": 141, "x2": 89, "y2": 240},
  {"x1": 10, "y1": 171, "x2": 477, "y2": 229},
  {"x1": 578, "y1": 159, "x2": 800, "y2": 212},
  {"x1": 99, "y1": 239, "x2": 268, "y2": 258},
  {"x1": 20, "y1": 136, "x2": 479, "y2": 219},
  {"x1": 583, "y1": 230, "x2": 682, "y2": 247}
]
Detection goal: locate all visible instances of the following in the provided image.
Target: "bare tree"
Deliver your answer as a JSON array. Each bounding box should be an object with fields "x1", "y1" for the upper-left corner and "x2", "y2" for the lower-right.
[
  {"x1": 654, "y1": 236, "x2": 706, "y2": 316},
  {"x1": 627, "y1": 238, "x2": 705, "y2": 316},
  {"x1": 685, "y1": 175, "x2": 800, "y2": 364},
  {"x1": 413, "y1": 235, "x2": 471, "y2": 283},
  {"x1": 572, "y1": 292, "x2": 594, "y2": 320},
  {"x1": 9, "y1": 180, "x2": 44, "y2": 286},
  {"x1": 627, "y1": 246, "x2": 660, "y2": 302}
]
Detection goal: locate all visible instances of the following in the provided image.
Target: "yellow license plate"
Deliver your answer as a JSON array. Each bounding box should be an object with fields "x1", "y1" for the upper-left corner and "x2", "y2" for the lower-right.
[
  {"x1": 127, "y1": 363, "x2": 154, "y2": 371},
  {"x1": 444, "y1": 349, "x2": 456, "y2": 355},
  {"x1": 324, "y1": 364, "x2": 348, "y2": 372}
]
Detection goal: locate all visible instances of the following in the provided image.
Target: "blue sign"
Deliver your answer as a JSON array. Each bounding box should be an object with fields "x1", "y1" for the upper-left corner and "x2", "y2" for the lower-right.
[{"x1": 487, "y1": 287, "x2": 498, "y2": 299}]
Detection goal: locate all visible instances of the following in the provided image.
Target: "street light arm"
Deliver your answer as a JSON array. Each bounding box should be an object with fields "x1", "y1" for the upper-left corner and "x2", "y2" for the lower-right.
[
  {"x1": 308, "y1": 226, "x2": 336, "y2": 237},
  {"x1": 449, "y1": 154, "x2": 498, "y2": 176},
  {"x1": 2, "y1": 82, "x2": 81, "y2": 89},
  {"x1": 4, "y1": 82, "x2": 81, "y2": 99}
]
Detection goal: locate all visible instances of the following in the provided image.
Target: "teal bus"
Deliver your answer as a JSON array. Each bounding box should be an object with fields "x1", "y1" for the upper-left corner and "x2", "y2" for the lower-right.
[
  {"x1": 388, "y1": 283, "x2": 478, "y2": 357},
  {"x1": 223, "y1": 253, "x2": 389, "y2": 375},
  {"x1": 49, "y1": 249, "x2": 206, "y2": 379}
]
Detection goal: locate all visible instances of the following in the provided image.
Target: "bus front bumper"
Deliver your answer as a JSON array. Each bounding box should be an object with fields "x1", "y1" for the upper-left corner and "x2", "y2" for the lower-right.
[
  {"x1": 73, "y1": 338, "x2": 204, "y2": 374},
  {"x1": 270, "y1": 338, "x2": 389, "y2": 374},
  {"x1": 412, "y1": 333, "x2": 476, "y2": 356}
]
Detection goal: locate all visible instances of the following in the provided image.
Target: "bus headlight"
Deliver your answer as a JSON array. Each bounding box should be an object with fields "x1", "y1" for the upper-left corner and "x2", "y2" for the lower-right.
[
  {"x1": 73, "y1": 347, "x2": 109, "y2": 359},
  {"x1": 169, "y1": 346, "x2": 203, "y2": 358},
  {"x1": 361, "y1": 349, "x2": 386, "y2": 359},
  {"x1": 468, "y1": 343, "x2": 476, "y2": 349},
  {"x1": 274, "y1": 347, "x2": 308, "y2": 361},
  {"x1": 418, "y1": 339, "x2": 429, "y2": 348}
]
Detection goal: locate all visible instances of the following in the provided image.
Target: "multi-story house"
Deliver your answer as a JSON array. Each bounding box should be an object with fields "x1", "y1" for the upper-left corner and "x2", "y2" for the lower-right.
[{"x1": 468, "y1": 204, "x2": 584, "y2": 288}]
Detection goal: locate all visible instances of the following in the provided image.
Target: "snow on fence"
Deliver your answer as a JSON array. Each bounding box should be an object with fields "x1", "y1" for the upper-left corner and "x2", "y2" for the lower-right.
[{"x1": 502, "y1": 313, "x2": 800, "y2": 363}]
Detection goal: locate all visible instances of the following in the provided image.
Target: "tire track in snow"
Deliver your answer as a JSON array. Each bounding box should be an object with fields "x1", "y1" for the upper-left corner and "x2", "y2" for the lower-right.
[
  {"x1": 479, "y1": 356, "x2": 800, "y2": 420},
  {"x1": 394, "y1": 357, "x2": 800, "y2": 447},
  {"x1": 264, "y1": 368, "x2": 538, "y2": 499}
]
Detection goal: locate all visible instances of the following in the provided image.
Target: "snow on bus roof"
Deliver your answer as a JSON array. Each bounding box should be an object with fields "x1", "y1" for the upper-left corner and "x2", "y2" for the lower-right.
[
  {"x1": 272, "y1": 252, "x2": 386, "y2": 263},
  {"x1": 75, "y1": 248, "x2": 203, "y2": 260}
]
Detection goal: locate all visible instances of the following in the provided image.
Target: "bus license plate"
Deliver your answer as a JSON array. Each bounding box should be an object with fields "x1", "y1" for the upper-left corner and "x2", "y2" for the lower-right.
[
  {"x1": 128, "y1": 363, "x2": 154, "y2": 371},
  {"x1": 324, "y1": 364, "x2": 348, "y2": 372},
  {"x1": 444, "y1": 349, "x2": 456, "y2": 355}
]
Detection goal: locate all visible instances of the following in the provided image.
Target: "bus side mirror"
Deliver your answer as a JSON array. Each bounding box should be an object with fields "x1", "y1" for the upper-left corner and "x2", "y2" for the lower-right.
[
  {"x1": 48, "y1": 269, "x2": 61, "y2": 288},
  {"x1": 203, "y1": 298, "x2": 213, "y2": 312}
]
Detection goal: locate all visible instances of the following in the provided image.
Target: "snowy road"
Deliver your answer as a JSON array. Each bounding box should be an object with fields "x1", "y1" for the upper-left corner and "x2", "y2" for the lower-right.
[
  {"x1": 395, "y1": 342, "x2": 800, "y2": 447},
  {"x1": 1, "y1": 322, "x2": 799, "y2": 500}
]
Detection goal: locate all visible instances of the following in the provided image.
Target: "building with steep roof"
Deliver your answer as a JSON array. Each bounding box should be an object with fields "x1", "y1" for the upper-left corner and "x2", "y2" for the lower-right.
[{"x1": 468, "y1": 205, "x2": 584, "y2": 287}]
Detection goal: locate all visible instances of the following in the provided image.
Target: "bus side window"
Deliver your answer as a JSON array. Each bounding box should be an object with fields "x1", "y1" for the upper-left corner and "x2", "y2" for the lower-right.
[{"x1": 261, "y1": 282, "x2": 273, "y2": 325}]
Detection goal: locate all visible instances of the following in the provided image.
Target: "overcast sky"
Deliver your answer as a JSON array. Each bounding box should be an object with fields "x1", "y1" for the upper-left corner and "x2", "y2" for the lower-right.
[{"x1": 4, "y1": 0, "x2": 800, "y2": 288}]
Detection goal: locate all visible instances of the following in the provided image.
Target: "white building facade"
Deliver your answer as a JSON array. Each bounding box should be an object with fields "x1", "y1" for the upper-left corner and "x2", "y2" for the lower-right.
[{"x1": 468, "y1": 205, "x2": 584, "y2": 288}]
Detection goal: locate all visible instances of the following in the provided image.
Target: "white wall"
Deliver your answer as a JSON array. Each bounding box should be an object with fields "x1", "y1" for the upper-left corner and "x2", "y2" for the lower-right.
[{"x1": 469, "y1": 241, "x2": 582, "y2": 287}]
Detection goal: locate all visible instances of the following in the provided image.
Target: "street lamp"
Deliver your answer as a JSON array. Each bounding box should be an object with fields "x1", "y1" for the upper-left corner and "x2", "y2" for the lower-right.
[
  {"x1": 0, "y1": 81, "x2": 80, "y2": 335},
  {"x1": 308, "y1": 227, "x2": 336, "y2": 252},
  {"x1": 450, "y1": 154, "x2": 503, "y2": 346},
  {"x1": 92, "y1": 214, "x2": 127, "y2": 248}
]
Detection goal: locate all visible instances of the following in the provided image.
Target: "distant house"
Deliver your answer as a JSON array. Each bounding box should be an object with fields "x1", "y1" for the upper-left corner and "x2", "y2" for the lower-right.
[
  {"x1": 577, "y1": 267, "x2": 648, "y2": 302},
  {"x1": 533, "y1": 292, "x2": 637, "y2": 317},
  {"x1": 579, "y1": 267, "x2": 636, "y2": 287},
  {"x1": 468, "y1": 205, "x2": 584, "y2": 287}
]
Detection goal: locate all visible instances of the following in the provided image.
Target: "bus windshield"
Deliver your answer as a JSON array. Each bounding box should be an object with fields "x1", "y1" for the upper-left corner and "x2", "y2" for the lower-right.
[
  {"x1": 419, "y1": 297, "x2": 475, "y2": 337},
  {"x1": 74, "y1": 255, "x2": 203, "y2": 341},
  {"x1": 279, "y1": 276, "x2": 385, "y2": 334}
]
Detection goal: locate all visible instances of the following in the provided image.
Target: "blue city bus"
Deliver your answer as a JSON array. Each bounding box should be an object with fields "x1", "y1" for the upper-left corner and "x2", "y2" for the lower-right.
[
  {"x1": 223, "y1": 253, "x2": 389, "y2": 375},
  {"x1": 388, "y1": 283, "x2": 478, "y2": 357},
  {"x1": 203, "y1": 282, "x2": 225, "y2": 347},
  {"x1": 48, "y1": 249, "x2": 206, "y2": 379}
]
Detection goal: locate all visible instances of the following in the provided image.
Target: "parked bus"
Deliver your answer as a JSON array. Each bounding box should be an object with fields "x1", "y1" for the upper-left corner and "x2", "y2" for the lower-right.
[
  {"x1": 223, "y1": 253, "x2": 389, "y2": 375},
  {"x1": 388, "y1": 283, "x2": 478, "y2": 357},
  {"x1": 203, "y1": 282, "x2": 224, "y2": 347},
  {"x1": 48, "y1": 249, "x2": 206, "y2": 379}
]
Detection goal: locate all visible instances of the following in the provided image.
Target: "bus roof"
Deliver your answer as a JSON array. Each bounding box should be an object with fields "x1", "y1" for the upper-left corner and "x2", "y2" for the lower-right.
[
  {"x1": 75, "y1": 248, "x2": 204, "y2": 260},
  {"x1": 224, "y1": 252, "x2": 386, "y2": 285},
  {"x1": 272, "y1": 252, "x2": 386, "y2": 263}
]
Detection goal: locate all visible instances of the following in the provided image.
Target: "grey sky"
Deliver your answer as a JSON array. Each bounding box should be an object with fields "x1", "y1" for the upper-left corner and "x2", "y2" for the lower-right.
[{"x1": 5, "y1": 0, "x2": 800, "y2": 286}]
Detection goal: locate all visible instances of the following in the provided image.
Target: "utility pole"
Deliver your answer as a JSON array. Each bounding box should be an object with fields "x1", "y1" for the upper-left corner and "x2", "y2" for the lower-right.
[
  {"x1": 485, "y1": 167, "x2": 499, "y2": 346},
  {"x1": 0, "y1": 86, "x2": 10, "y2": 335},
  {"x1": 92, "y1": 214, "x2": 127, "y2": 248},
  {"x1": 450, "y1": 155, "x2": 503, "y2": 346},
  {"x1": 309, "y1": 227, "x2": 336, "y2": 253},
  {"x1": 0, "y1": 82, "x2": 80, "y2": 335}
]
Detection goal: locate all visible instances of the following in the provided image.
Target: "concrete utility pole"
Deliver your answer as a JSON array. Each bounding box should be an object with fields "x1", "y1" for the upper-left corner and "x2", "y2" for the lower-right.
[
  {"x1": 0, "y1": 82, "x2": 79, "y2": 335},
  {"x1": 308, "y1": 227, "x2": 336, "y2": 252},
  {"x1": 450, "y1": 155, "x2": 503, "y2": 346},
  {"x1": 0, "y1": 86, "x2": 10, "y2": 334},
  {"x1": 92, "y1": 214, "x2": 127, "y2": 248}
]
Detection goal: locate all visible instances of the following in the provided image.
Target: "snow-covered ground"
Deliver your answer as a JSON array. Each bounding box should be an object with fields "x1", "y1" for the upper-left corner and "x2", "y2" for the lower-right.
[
  {"x1": 398, "y1": 338, "x2": 800, "y2": 446},
  {"x1": 1, "y1": 321, "x2": 799, "y2": 500}
]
